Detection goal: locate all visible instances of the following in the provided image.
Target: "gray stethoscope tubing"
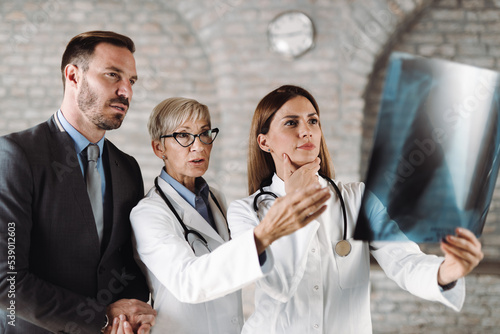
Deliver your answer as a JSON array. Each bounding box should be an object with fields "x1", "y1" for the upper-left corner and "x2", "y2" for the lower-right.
[
  {"x1": 252, "y1": 173, "x2": 350, "y2": 256},
  {"x1": 154, "y1": 177, "x2": 228, "y2": 252}
]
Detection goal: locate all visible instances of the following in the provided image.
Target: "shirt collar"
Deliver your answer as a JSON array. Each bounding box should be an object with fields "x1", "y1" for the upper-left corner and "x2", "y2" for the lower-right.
[
  {"x1": 57, "y1": 109, "x2": 105, "y2": 155},
  {"x1": 160, "y1": 168, "x2": 209, "y2": 207}
]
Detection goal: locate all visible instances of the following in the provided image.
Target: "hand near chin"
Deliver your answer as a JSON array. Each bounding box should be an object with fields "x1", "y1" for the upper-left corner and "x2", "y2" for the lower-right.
[{"x1": 283, "y1": 153, "x2": 321, "y2": 194}]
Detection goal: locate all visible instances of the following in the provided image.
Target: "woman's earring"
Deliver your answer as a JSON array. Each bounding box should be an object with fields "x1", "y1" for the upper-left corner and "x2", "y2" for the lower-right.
[
  {"x1": 162, "y1": 155, "x2": 166, "y2": 159},
  {"x1": 268, "y1": 149, "x2": 271, "y2": 152}
]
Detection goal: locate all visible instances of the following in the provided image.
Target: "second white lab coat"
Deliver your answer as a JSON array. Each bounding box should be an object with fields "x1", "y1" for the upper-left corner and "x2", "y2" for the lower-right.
[
  {"x1": 131, "y1": 177, "x2": 273, "y2": 334},
  {"x1": 228, "y1": 174, "x2": 465, "y2": 334}
]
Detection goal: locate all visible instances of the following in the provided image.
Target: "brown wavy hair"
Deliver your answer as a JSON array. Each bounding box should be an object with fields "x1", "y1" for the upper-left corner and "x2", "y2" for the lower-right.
[{"x1": 247, "y1": 85, "x2": 334, "y2": 194}]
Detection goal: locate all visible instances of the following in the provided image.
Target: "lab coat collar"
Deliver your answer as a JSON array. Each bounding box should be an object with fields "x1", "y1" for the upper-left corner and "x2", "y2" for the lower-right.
[
  {"x1": 155, "y1": 176, "x2": 225, "y2": 244},
  {"x1": 209, "y1": 192, "x2": 230, "y2": 242},
  {"x1": 269, "y1": 173, "x2": 286, "y2": 196}
]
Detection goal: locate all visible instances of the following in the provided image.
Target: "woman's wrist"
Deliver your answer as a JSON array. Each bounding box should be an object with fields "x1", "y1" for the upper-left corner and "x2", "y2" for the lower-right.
[
  {"x1": 254, "y1": 224, "x2": 273, "y2": 254},
  {"x1": 439, "y1": 280, "x2": 457, "y2": 291}
]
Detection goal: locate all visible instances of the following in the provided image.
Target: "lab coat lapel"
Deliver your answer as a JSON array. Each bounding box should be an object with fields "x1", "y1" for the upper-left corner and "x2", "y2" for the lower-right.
[
  {"x1": 208, "y1": 189, "x2": 230, "y2": 242},
  {"x1": 157, "y1": 178, "x2": 224, "y2": 244}
]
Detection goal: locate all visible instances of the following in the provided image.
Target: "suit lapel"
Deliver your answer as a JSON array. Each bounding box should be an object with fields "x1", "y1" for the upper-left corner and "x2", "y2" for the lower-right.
[
  {"x1": 103, "y1": 142, "x2": 128, "y2": 253},
  {"x1": 47, "y1": 116, "x2": 102, "y2": 255},
  {"x1": 157, "y1": 178, "x2": 224, "y2": 244}
]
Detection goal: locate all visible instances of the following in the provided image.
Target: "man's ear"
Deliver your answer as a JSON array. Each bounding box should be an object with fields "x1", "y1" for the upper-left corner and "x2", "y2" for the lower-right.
[
  {"x1": 65, "y1": 64, "x2": 80, "y2": 88},
  {"x1": 257, "y1": 133, "x2": 270, "y2": 152},
  {"x1": 152, "y1": 140, "x2": 166, "y2": 160}
]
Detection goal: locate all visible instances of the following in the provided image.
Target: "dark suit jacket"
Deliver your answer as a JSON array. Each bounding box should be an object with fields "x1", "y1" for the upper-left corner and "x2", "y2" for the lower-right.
[{"x1": 0, "y1": 115, "x2": 149, "y2": 333}]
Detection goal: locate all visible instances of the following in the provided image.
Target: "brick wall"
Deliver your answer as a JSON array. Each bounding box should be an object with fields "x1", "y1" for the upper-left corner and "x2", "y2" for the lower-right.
[
  {"x1": 370, "y1": 270, "x2": 500, "y2": 333},
  {"x1": 0, "y1": 0, "x2": 498, "y2": 332},
  {"x1": 2, "y1": 0, "x2": 431, "y2": 198}
]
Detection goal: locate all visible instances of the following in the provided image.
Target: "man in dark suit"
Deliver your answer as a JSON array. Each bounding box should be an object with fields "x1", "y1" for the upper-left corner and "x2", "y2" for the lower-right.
[{"x1": 0, "y1": 31, "x2": 156, "y2": 333}]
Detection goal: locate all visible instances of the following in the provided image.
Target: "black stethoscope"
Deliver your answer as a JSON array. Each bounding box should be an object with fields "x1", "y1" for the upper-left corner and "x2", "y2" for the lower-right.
[
  {"x1": 253, "y1": 173, "x2": 351, "y2": 257},
  {"x1": 154, "y1": 177, "x2": 228, "y2": 254}
]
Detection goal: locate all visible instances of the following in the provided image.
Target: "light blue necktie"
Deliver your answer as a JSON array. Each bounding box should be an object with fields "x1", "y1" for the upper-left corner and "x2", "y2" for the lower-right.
[{"x1": 86, "y1": 144, "x2": 103, "y2": 244}]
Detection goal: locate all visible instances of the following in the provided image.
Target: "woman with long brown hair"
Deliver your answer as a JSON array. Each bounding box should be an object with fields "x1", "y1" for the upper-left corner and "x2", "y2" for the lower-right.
[
  {"x1": 228, "y1": 85, "x2": 483, "y2": 333},
  {"x1": 130, "y1": 97, "x2": 331, "y2": 333}
]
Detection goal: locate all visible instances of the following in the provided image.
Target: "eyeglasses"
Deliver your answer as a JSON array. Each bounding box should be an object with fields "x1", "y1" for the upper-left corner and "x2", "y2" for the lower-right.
[{"x1": 160, "y1": 128, "x2": 219, "y2": 147}]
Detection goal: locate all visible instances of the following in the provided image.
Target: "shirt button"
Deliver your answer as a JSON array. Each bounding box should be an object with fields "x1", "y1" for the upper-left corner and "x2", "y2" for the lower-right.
[
  {"x1": 313, "y1": 285, "x2": 319, "y2": 291},
  {"x1": 311, "y1": 248, "x2": 316, "y2": 253},
  {"x1": 314, "y1": 324, "x2": 319, "y2": 329},
  {"x1": 231, "y1": 317, "x2": 238, "y2": 324}
]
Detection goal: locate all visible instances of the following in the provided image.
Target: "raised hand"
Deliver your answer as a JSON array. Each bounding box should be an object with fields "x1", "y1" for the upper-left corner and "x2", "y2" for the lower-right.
[
  {"x1": 437, "y1": 227, "x2": 484, "y2": 286},
  {"x1": 253, "y1": 183, "x2": 330, "y2": 254}
]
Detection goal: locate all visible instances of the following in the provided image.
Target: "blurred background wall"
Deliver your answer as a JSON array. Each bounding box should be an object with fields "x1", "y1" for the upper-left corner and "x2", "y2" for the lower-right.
[{"x1": 1, "y1": 0, "x2": 499, "y2": 332}]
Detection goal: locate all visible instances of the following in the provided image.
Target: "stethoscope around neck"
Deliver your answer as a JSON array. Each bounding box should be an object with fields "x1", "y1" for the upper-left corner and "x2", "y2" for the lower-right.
[
  {"x1": 154, "y1": 177, "x2": 227, "y2": 254},
  {"x1": 253, "y1": 173, "x2": 351, "y2": 257}
]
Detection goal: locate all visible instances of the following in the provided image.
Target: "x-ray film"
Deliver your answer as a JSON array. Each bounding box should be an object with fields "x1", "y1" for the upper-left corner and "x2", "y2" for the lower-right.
[{"x1": 354, "y1": 52, "x2": 500, "y2": 243}]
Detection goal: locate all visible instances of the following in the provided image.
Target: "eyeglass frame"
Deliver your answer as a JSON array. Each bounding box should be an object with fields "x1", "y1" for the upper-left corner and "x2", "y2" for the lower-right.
[{"x1": 160, "y1": 128, "x2": 219, "y2": 147}]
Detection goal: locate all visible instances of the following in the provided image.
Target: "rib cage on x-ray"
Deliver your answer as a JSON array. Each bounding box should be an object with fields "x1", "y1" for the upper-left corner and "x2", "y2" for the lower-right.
[{"x1": 354, "y1": 52, "x2": 500, "y2": 243}]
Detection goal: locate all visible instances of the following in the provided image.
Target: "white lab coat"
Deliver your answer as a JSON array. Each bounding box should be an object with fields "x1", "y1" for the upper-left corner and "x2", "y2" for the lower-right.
[
  {"x1": 227, "y1": 174, "x2": 465, "y2": 334},
  {"x1": 131, "y1": 177, "x2": 273, "y2": 334}
]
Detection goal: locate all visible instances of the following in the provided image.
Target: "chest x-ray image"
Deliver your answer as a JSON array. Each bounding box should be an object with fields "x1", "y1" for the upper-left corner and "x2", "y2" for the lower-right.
[{"x1": 354, "y1": 52, "x2": 500, "y2": 243}]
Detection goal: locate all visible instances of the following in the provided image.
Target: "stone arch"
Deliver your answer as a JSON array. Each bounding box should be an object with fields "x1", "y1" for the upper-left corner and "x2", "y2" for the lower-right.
[
  {"x1": 339, "y1": 0, "x2": 434, "y2": 179},
  {"x1": 171, "y1": 0, "x2": 436, "y2": 197}
]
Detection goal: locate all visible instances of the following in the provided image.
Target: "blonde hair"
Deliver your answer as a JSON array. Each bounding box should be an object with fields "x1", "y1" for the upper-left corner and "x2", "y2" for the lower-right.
[
  {"x1": 248, "y1": 85, "x2": 334, "y2": 194},
  {"x1": 148, "y1": 97, "x2": 211, "y2": 141}
]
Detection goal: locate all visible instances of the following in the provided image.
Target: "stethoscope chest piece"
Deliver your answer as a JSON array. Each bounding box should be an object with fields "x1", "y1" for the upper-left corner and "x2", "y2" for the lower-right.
[{"x1": 335, "y1": 239, "x2": 351, "y2": 257}]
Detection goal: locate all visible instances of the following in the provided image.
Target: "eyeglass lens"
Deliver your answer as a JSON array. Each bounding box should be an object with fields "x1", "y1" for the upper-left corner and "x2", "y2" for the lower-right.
[{"x1": 175, "y1": 129, "x2": 217, "y2": 146}]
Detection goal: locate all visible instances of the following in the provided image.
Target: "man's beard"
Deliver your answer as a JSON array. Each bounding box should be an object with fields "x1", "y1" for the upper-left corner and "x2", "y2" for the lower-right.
[{"x1": 77, "y1": 76, "x2": 128, "y2": 131}]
